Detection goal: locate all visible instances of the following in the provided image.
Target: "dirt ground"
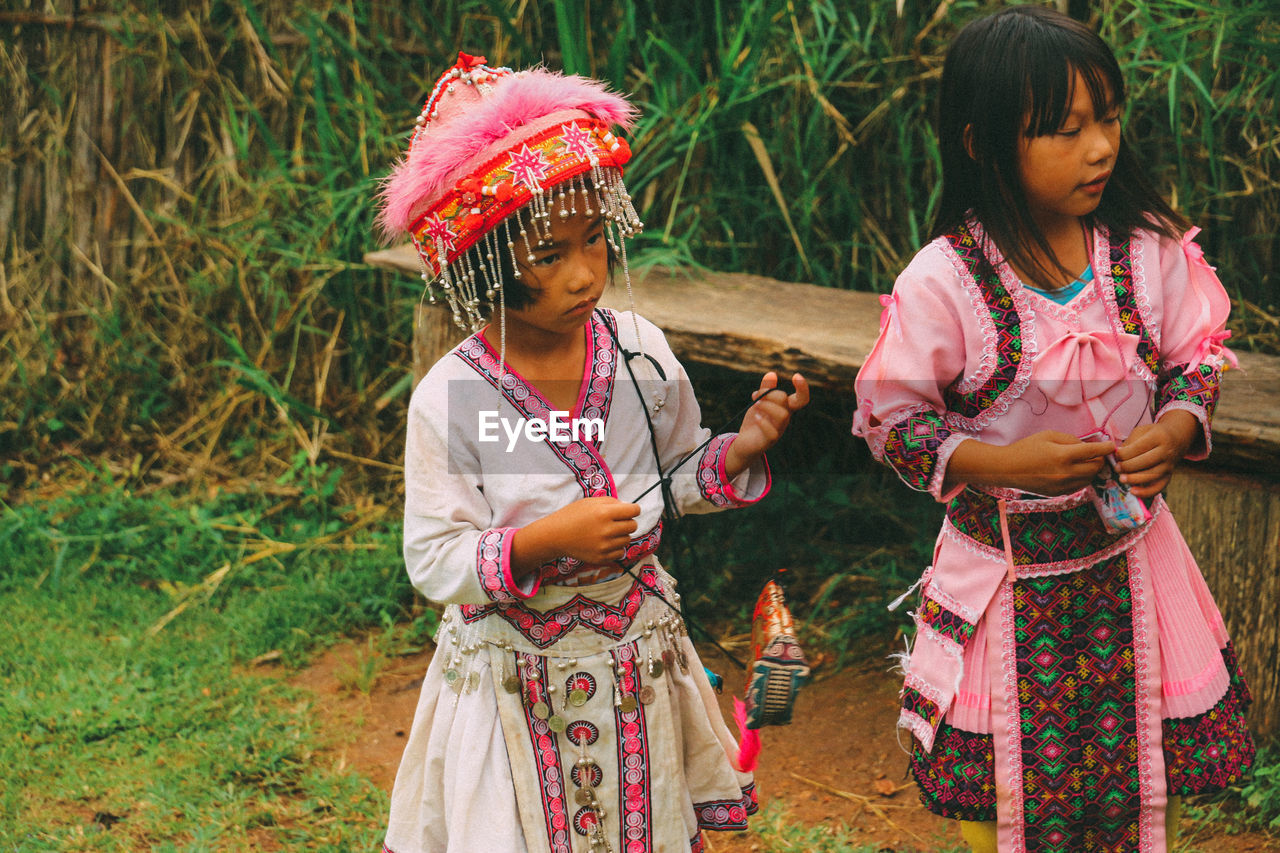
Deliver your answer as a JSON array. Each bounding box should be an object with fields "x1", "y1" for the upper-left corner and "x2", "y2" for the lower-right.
[{"x1": 289, "y1": 638, "x2": 1277, "y2": 852}]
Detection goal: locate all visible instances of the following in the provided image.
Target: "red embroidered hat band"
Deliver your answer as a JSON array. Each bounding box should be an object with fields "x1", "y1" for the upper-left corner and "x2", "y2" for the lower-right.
[{"x1": 379, "y1": 53, "x2": 642, "y2": 332}]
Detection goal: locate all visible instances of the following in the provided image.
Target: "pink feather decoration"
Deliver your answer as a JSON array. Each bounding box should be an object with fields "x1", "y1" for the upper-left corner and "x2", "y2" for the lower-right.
[
  {"x1": 378, "y1": 68, "x2": 637, "y2": 239},
  {"x1": 733, "y1": 697, "x2": 761, "y2": 773}
]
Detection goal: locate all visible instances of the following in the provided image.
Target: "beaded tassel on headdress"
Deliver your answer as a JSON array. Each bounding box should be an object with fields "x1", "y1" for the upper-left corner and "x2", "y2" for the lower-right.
[{"x1": 378, "y1": 53, "x2": 646, "y2": 368}]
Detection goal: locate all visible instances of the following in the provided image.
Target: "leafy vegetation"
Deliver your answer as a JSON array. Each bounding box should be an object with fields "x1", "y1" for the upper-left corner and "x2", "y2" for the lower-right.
[
  {"x1": 2, "y1": 0, "x2": 1278, "y2": 497},
  {"x1": 0, "y1": 479, "x2": 434, "y2": 848}
]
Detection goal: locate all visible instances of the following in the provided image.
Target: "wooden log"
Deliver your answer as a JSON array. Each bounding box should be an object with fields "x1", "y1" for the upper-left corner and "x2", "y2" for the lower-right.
[
  {"x1": 367, "y1": 245, "x2": 1280, "y2": 466},
  {"x1": 1165, "y1": 467, "x2": 1280, "y2": 735}
]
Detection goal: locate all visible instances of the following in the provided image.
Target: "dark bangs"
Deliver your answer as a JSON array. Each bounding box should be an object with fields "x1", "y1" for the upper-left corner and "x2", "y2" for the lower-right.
[
  {"x1": 932, "y1": 5, "x2": 1184, "y2": 273},
  {"x1": 1020, "y1": 18, "x2": 1125, "y2": 138}
]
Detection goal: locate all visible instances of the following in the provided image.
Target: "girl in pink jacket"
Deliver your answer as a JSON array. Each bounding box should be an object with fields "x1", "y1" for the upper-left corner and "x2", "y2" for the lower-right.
[{"x1": 852, "y1": 7, "x2": 1253, "y2": 852}]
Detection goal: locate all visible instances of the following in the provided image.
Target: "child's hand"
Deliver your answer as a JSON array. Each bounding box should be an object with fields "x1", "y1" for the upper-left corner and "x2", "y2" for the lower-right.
[
  {"x1": 1115, "y1": 410, "x2": 1198, "y2": 499},
  {"x1": 725, "y1": 372, "x2": 810, "y2": 478},
  {"x1": 948, "y1": 430, "x2": 1114, "y2": 496},
  {"x1": 512, "y1": 497, "x2": 641, "y2": 572}
]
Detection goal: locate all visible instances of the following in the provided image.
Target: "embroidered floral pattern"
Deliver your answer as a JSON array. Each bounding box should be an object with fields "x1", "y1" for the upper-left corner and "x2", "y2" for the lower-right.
[
  {"x1": 612, "y1": 643, "x2": 653, "y2": 853},
  {"x1": 882, "y1": 409, "x2": 951, "y2": 492},
  {"x1": 456, "y1": 312, "x2": 618, "y2": 498},
  {"x1": 911, "y1": 721, "x2": 996, "y2": 822},
  {"x1": 1107, "y1": 236, "x2": 1161, "y2": 377},
  {"x1": 573, "y1": 806, "x2": 602, "y2": 837},
  {"x1": 696, "y1": 433, "x2": 765, "y2": 507},
  {"x1": 519, "y1": 655, "x2": 573, "y2": 853},
  {"x1": 1164, "y1": 644, "x2": 1256, "y2": 796},
  {"x1": 693, "y1": 784, "x2": 759, "y2": 830},
  {"x1": 1156, "y1": 361, "x2": 1221, "y2": 422},
  {"x1": 566, "y1": 673, "x2": 599, "y2": 706},
  {"x1": 476, "y1": 527, "x2": 527, "y2": 603},
  {"x1": 1013, "y1": 556, "x2": 1141, "y2": 853},
  {"x1": 460, "y1": 568, "x2": 665, "y2": 648}
]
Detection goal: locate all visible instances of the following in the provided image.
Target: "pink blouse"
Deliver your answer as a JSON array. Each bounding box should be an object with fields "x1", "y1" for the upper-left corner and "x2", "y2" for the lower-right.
[{"x1": 853, "y1": 222, "x2": 1234, "y2": 502}]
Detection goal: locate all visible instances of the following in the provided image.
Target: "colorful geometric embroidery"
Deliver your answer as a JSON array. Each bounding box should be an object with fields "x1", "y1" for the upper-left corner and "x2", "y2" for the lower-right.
[
  {"x1": 911, "y1": 721, "x2": 996, "y2": 822},
  {"x1": 882, "y1": 409, "x2": 950, "y2": 492},
  {"x1": 1107, "y1": 236, "x2": 1161, "y2": 376},
  {"x1": 1156, "y1": 361, "x2": 1221, "y2": 423},
  {"x1": 901, "y1": 684, "x2": 944, "y2": 733},
  {"x1": 1014, "y1": 556, "x2": 1140, "y2": 853},
  {"x1": 693, "y1": 784, "x2": 759, "y2": 830},
  {"x1": 612, "y1": 643, "x2": 653, "y2": 853},
  {"x1": 939, "y1": 227, "x2": 1161, "y2": 432},
  {"x1": 410, "y1": 119, "x2": 628, "y2": 277},
  {"x1": 460, "y1": 567, "x2": 665, "y2": 648},
  {"x1": 947, "y1": 488, "x2": 1125, "y2": 566},
  {"x1": 1164, "y1": 643, "x2": 1256, "y2": 796},
  {"x1": 918, "y1": 596, "x2": 976, "y2": 649},
  {"x1": 914, "y1": 644, "x2": 1259, "y2": 833},
  {"x1": 943, "y1": 224, "x2": 1025, "y2": 420}
]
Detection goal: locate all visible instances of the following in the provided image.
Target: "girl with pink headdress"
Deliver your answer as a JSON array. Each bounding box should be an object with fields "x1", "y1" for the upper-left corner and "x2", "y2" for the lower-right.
[
  {"x1": 852, "y1": 8, "x2": 1253, "y2": 853},
  {"x1": 376, "y1": 54, "x2": 807, "y2": 853}
]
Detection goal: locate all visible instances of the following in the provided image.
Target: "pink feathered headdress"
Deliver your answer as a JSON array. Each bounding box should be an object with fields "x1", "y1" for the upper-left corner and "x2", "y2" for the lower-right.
[{"x1": 377, "y1": 53, "x2": 643, "y2": 331}]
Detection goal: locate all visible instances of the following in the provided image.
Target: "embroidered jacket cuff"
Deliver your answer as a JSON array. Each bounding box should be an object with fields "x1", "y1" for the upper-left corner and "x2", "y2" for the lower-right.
[
  {"x1": 476, "y1": 527, "x2": 541, "y2": 603},
  {"x1": 1155, "y1": 362, "x2": 1221, "y2": 460},
  {"x1": 697, "y1": 433, "x2": 771, "y2": 507},
  {"x1": 882, "y1": 409, "x2": 964, "y2": 499},
  {"x1": 929, "y1": 432, "x2": 976, "y2": 503}
]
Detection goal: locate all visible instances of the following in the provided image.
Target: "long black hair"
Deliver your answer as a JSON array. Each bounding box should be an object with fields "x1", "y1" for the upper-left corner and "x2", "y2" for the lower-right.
[{"x1": 931, "y1": 5, "x2": 1185, "y2": 284}]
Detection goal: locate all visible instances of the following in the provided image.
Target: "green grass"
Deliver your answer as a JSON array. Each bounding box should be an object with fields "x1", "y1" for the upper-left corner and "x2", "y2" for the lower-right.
[
  {"x1": 725, "y1": 799, "x2": 966, "y2": 853},
  {"x1": 0, "y1": 481, "x2": 429, "y2": 849},
  {"x1": 0, "y1": 468, "x2": 1275, "y2": 846}
]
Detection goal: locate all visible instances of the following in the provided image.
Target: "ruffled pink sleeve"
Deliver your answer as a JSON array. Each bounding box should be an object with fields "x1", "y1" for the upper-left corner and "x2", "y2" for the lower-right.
[
  {"x1": 1152, "y1": 228, "x2": 1237, "y2": 459},
  {"x1": 852, "y1": 246, "x2": 978, "y2": 501}
]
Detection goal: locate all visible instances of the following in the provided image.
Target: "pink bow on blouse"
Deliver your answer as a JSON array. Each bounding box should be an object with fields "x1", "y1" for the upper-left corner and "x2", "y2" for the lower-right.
[
  {"x1": 1180, "y1": 228, "x2": 1239, "y2": 373},
  {"x1": 1190, "y1": 329, "x2": 1239, "y2": 372},
  {"x1": 1036, "y1": 329, "x2": 1141, "y2": 407},
  {"x1": 878, "y1": 292, "x2": 904, "y2": 341}
]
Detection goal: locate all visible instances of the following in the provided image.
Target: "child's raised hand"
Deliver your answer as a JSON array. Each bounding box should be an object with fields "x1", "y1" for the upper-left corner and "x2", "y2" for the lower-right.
[
  {"x1": 512, "y1": 497, "x2": 641, "y2": 571},
  {"x1": 1115, "y1": 410, "x2": 1198, "y2": 499},
  {"x1": 725, "y1": 372, "x2": 810, "y2": 478}
]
